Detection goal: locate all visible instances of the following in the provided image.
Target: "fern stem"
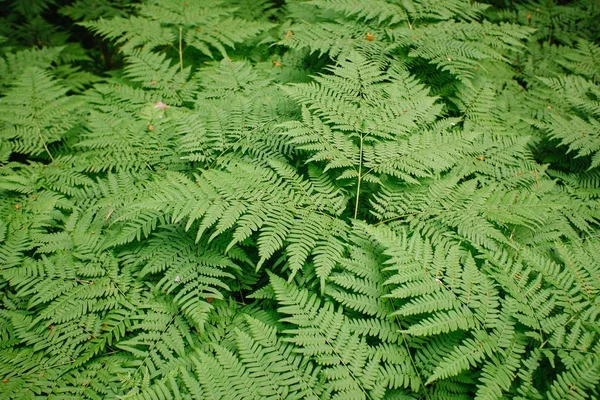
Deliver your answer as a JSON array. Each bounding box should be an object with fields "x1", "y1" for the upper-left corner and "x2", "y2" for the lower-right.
[
  {"x1": 400, "y1": 332, "x2": 431, "y2": 400},
  {"x1": 374, "y1": 212, "x2": 418, "y2": 226},
  {"x1": 179, "y1": 26, "x2": 184, "y2": 73},
  {"x1": 354, "y1": 134, "x2": 364, "y2": 219},
  {"x1": 407, "y1": 13, "x2": 414, "y2": 31},
  {"x1": 37, "y1": 126, "x2": 54, "y2": 162}
]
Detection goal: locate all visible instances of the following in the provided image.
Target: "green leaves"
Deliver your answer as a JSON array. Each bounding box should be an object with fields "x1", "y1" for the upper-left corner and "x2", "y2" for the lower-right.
[
  {"x1": 536, "y1": 75, "x2": 600, "y2": 168},
  {"x1": 270, "y1": 272, "x2": 421, "y2": 397},
  {"x1": 1, "y1": 0, "x2": 599, "y2": 399},
  {"x1": 83, "y1": 0, "x2": 271, "y2": 58},
  {"x1": 395, "y1": 21, "x2": 532, "y2": 83},
  {"x1": 0, "y1": 68, "x2": 81, "y2": 160}
]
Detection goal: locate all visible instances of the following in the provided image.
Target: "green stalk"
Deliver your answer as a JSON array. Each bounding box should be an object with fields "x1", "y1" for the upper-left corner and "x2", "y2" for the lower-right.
[
  {"x1": 354, "y1": 134, "x2": 364, "y2": 219},
  {"x1": 179, "y1": 26, "x2": 184, "y2": 73}
]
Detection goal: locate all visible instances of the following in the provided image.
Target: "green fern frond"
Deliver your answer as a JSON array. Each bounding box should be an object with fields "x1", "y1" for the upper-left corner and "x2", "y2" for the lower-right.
[
  {"x1": 110, "y1": 158, "x2": 350, "y2": 287},
  {"x1": 0, "y1": 67, "x2": 82, "y2": 160},
  {"x1": 1, "y1": 0, "x2": 599, "y2": 398},
  {"x1": 0, "y1": 46, "x2": 64, "y2": 89},
  {"x1": 83, "y1": 0, "x2": 271, "y2": 58},
  {"x1": 234, "y1": 315, "x2": 323, "y2": 399},
  {"x1": 546, "y1": 355, "x2": 600, "y2": 400},
  {"x1": 124, "y1": 48, "x2": 197, "y2": 104},
  {"x1": 308, "y1": 0, "x2": 409, "y2": 25},
  {"x1": 270, "y1": 272, "x2": 420, "y2": 397},
  {"x1": 279, "y1": 20, "x2": 382, "y2": 60},
  {"x1": 406, "y1": 0, "x2": 489, "y2": 22},
  {"x1": 394, "y1": 21, "x2": 532, "y2": 83},
  {"x1": 557, "y1": 39, "x2": 600, "y2": 80},
  {"x1": 116, "y1": 297, "x2": 192, "y2": 381},
  {"x1": 538, "y1": 104, "x2": 600, "y2": 169}
]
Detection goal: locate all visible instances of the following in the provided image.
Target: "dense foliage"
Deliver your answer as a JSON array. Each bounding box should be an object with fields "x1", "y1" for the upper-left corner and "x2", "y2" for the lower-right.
[{"x1": 1, "y1": 0, "x2": 599, "y2": 398}]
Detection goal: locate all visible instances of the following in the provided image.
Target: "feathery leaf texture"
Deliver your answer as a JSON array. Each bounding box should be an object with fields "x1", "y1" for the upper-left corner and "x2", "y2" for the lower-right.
[{"x1": 1, "y1": 0, "x2": 599, "y2": 398}]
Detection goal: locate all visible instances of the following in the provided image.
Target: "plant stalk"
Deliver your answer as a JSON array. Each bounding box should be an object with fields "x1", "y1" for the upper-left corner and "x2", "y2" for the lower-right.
[
  {"x1": 179, "y1": 26, "x2": 184, "y2": 73},
  {"x1": 354, "y1": 134, "x2": 364, "y2": 219}
]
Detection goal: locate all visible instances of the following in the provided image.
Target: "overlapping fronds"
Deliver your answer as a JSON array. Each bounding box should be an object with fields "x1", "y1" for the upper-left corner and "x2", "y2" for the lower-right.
[{"x1": 1, "y1": 0, "x2": 598, "y2": 399}]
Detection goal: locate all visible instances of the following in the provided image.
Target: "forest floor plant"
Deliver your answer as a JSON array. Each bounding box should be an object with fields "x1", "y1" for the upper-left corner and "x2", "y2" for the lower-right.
[{"x1": 1, "y1": 0, "x2": 599, "y2": 398}]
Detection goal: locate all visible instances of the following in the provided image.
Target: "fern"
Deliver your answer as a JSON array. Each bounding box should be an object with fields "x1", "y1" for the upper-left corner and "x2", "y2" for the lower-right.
[
  {"x1": 1, "y1": 0, "x2": 599, "y2": 398},
  {"x1": 0, "y1": 68, "x2": 82, "y2": 161},
  {"x1": 82, "y1": 0, "x2": 271, "y2": 58}
]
